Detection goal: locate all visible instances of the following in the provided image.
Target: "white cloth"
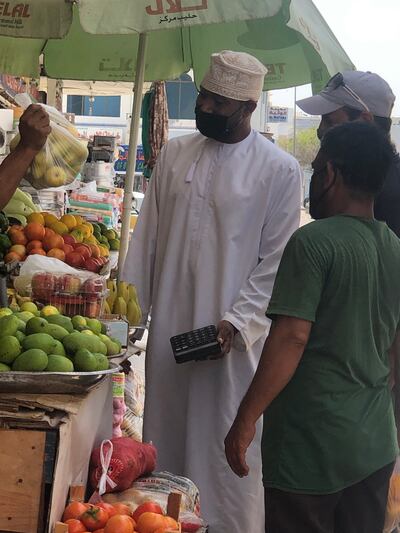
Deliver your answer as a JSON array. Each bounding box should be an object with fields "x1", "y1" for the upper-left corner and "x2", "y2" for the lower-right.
[{"x1": 122, "y1": 130, "x2": 301, "y2": 533}]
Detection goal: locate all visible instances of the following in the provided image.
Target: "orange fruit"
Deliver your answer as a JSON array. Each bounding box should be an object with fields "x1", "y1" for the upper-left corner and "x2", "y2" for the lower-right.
[
  {"x1": 8, "y1": 228, "x2": 28, "y2": 245},
  {"x1": 26, "y1": 240, "x2": 43, "y2": 253},
  {"x1": 88, "y1": 244, "x2": 100, "y2": 258},
  {"x1": 42, "y1": 212, "x2": 58, "y2": 227},
  {"x1": 27, "y1": 213, "x2": 45, "y2": 225},
  {"x1": 104, "y1": 515, "x2": 135, "y2": 533},
  {"x1": 25, "y1": 222, "x2": 45, "y2": 242},
  {"x1": 43, "y1": 233, "x2": 64, "y2": 252},
  {"x1": 4, "y1": 251, "x2": 22, "y2": 263},
  {"x1": 62, "y1": 502, "x2": 90, "y2": 522},
  {"x1": 29, "y1": 248, "x2": 47, "y2": 256},
  {"x1": 65, "y1": 519, "x2": 87, "y2": 533},
  {"x1": 9, "y1": 244, "x2": 26, "y2": 259},
  {"x1": 136, "y1": 512, "x2": 169, "y2": 533},
  {"x1": 164, "y1": 517, "x2": 178, "y2": 528},
  {"x1": 111, "y1": 504, "x2": 131, "y2": 516},
  {"x1": 47, "y1": 248, "x2": 66, "y2": 261},
  {"x1": 60, "y1": 214, "x2": 77, "y2": 230},
  {"x1": 50, "y1": 221, "x2": 69, "y2": 235}
]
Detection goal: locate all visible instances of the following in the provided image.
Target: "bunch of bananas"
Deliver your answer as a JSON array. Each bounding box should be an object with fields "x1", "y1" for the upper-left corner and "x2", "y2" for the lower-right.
[{"x1": 105, "y1": 280, "x2": 142, "y2": 326}]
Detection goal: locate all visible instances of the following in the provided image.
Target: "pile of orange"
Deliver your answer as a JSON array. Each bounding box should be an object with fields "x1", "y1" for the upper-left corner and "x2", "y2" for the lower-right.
[
  {"x1": 61, "y1": 500, "x2": 180, "y2": 533},
  {"x1": 4, "y1": 212, "x2": 109, "y2": 269}
]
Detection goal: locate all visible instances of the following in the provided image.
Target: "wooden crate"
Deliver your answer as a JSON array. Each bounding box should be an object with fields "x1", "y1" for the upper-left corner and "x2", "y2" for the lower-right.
[{"x1": 0, "y1": 429, "x2": 46, "y2": 533}]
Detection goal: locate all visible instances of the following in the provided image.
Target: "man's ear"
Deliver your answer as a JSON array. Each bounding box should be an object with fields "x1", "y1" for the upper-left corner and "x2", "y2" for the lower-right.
[{"x1": 326, "y1": 161, "x2": 337, "y2": 184}]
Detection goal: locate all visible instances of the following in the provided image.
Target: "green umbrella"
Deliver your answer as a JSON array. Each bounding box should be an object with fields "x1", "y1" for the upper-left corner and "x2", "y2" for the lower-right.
[{"x1": 0, "y1": 0, "x2": 354, "y2": 274}]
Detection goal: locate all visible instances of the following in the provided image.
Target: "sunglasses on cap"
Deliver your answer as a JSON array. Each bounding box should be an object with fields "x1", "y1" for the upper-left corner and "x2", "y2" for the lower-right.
[{"x1": 326, "y1": 73, "x2": 371, "y2": 113}]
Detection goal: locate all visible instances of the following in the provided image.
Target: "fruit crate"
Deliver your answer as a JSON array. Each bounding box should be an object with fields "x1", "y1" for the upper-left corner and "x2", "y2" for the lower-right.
[{"x1": 31, "y1": 272, "x2": 108, "y2": 318}]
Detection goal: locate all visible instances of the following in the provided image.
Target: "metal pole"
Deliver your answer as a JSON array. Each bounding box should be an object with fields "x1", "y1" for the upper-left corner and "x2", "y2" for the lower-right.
[
  {"x1": 293, "y1": 86, "x2": 297, "y2": 158},
  {"x1": 118, "y1": 32, "x2": 149, "y2": 278}
]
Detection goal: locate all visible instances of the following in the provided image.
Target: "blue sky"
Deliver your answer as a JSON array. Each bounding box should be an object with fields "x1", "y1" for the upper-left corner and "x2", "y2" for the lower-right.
[{"x1": 271, "y1": 0, "x2": 400, "y2": 115}]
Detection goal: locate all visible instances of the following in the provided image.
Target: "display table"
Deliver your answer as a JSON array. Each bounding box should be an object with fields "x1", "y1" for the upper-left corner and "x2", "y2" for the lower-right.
[{"x1": 0, "y1": 377, "x2": 113, "y2": 533}]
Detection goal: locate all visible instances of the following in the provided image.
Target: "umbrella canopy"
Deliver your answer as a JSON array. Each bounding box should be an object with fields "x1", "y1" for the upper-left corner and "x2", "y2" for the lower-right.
[
  {"x1": 0, "y1": 0, "x2": 355, "y2": 274},
  {"x1": 0, "y1": 0, "x2": 353, "y2": 93}
]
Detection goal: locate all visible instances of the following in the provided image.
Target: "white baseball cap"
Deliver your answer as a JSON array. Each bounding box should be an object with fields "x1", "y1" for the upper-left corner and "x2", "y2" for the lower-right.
[{"x1": 297, "y1": 71, "x2": 395, "y2": 118}]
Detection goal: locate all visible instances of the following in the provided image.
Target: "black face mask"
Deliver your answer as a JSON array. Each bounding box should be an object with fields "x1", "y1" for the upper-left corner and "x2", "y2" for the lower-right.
[
  {"x1": 195, "y1": 105, "x2": 244, "y2": 141},
  {"x1": 309, "y1": 168, "x2": 337, "y2": 220}
]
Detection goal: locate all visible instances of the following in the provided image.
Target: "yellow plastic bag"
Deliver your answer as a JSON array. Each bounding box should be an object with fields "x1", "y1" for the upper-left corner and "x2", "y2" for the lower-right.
[
  {"x1": 384, "y1": 463, "x2": 400, "y2": 533},
  {"x1": 10, "y1": 94, "x2": 88, "y2": 189}
]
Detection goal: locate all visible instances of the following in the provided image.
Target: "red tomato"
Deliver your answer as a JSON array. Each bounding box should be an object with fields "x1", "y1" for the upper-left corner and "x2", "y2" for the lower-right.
[
  {"x1": 111, "y1": 503, "x2": 132, "y2": 516},
  {"x1": 132, "y1": 502, "x2": 163, "y2": 523},
  {"x1": 65, "y1": 519, "x2": 87, "y2": 533},
  {"x1": 104, "y1": 515, "x2": 135, "y2": 533},
  {"x1": 80, "y1": 506, "x2": 109, "y2": 531},
  {"x1": 97, "y1": 502, "x2": 117, "y2": 518},
  {"x1": 62, "y1": 502, "x2": 89, "y2": 522}
]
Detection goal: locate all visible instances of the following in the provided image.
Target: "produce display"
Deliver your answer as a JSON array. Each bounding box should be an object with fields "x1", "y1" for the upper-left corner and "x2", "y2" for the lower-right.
[
  {"x1": 3, "y1": 213, "x2": 119, "y2": 272},
  {"x1": 0, "y1": 302, "x2": 122, "y2": 373},
  {"x1": 61, "y1": 500, "x2": 181, "y2": 533},
  {"x1": 32, "y1": 273, "x2": 107, "y2": 318},
  {"x1": 105, "y1": 280, "x2": 142, "y2": 326},
  {"x1": 10, "y1": 103, "x2": 88, "y2": 189}
]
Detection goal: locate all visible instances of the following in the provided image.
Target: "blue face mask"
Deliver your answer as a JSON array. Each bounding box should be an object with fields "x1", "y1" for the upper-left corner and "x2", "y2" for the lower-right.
[{"x1": 195, "y1": 105, "x2": 244, "y2": 141}]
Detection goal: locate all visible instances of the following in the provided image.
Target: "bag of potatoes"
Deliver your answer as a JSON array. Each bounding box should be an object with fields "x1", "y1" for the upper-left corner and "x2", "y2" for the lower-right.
[{"x1": 10, "y1": 94, "x2": 88, "y2": 189}]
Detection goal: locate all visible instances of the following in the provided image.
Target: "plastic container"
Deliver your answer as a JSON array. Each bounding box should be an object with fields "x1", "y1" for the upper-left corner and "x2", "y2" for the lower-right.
[{"x1": 31, "y1": 272, "x2": 107, "y2": 318}]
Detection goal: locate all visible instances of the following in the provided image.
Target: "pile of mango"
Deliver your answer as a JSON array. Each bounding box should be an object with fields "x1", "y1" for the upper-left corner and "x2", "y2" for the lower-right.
[
  {"x1": 105, "y1": 280, "x2": 142, "y2": 326},
  {"x1": 0, "y1": 303, "x2": 121, "y2": 373}
]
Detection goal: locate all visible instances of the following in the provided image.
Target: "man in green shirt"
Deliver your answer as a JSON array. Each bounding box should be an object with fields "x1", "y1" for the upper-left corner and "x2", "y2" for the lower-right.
[{"x1": 225, "y1": 121, "x2": 400, "y2": 533}]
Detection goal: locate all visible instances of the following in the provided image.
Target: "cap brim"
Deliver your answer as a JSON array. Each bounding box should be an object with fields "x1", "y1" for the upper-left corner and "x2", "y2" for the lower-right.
[{"x1": 296, "y1": 94, "x2": 342, "y2": 116}]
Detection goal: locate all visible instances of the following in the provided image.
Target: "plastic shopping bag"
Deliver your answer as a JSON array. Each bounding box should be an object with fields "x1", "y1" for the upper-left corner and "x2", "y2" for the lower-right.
[
  {"x1": 384, "y1": 458, "x2": 400, "y2": 532},
  {"x1": 10, "y1": 93, "x2": 88, "y2": 189}
]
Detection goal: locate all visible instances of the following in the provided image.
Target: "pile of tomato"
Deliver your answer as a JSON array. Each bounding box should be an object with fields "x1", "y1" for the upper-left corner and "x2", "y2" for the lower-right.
[{"x1": 62, "y1": 501, "x2": 180, "y2": 533}]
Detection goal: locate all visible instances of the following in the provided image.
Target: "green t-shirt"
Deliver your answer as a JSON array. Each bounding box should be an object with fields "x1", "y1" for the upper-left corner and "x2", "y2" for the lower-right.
[{"x1": 263, "y1": 215, "x2": 400, "y2": 494}]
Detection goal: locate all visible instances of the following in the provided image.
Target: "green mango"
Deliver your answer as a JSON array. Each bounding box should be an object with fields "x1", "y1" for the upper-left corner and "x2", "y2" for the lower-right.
[
  {"x1": 0, "y1": 315, "x2": 21, "y2": 337},
  {"x1": 0, "y1": 336, "x2": 21, "y2": 364},
  {"x1": 46, "y1": 314, "x2": 74, "y2": 333},
  {"x1": 43, "y1": 323, "x2": 69, "y2": 341},
  {"x1": 22, "y1": 333, "x2": 58, "y2": 354},
  {"x1": 25, "y1": 317, "x2": 48, "y2": 335},
  {"x1": 74, "y1": 349, "x2": 98, "y2": 372},
  {"x1": 95, "y1": 354, "x2": 110, "y2": 371},
  {"x1": 46, "y1": 355, "x2": 74, "y2": 373},
  {"x1": 12, "y1": 349, "x2": 48, "y2": 371}
]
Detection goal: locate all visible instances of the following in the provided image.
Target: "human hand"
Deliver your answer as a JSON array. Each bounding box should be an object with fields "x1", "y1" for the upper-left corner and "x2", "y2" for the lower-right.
[
  {"x1": 216, "y1": 320, "x2": 237, "y2": 355},
  {"x1": 224, "y1": 415, "x2": 256, "y2": 477},
  {"x1": 19, "y1": 104, "x2": 51, "y2": 153}
]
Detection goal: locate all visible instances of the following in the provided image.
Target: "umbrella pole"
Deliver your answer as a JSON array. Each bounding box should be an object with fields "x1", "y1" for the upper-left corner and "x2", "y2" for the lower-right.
[{"x1": 117, "y1": 32, "x2": 149, "y2": 278}]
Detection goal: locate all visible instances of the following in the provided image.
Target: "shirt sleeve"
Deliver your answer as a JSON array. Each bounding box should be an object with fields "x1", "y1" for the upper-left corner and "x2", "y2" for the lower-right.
[{"x1": 267, "y1": 227, "x2": 328, "y2": 323}]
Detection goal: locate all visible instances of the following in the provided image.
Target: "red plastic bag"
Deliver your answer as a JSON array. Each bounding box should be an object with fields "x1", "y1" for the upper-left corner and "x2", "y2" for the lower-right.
[{"x1": 89, "y1": 438, "x2": 157, "y2": 495}]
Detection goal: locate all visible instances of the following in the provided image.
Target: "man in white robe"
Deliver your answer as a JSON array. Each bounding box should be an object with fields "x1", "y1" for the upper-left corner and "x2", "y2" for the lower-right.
[{"x1": 122, "y1": 50, "x2": 302, "y2": 533}]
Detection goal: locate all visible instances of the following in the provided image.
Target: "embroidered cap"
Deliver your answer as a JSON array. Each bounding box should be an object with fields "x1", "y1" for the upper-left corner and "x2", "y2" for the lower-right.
[{"x1": 201, "y1": 50, "x2": 268, "y2": 102}]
